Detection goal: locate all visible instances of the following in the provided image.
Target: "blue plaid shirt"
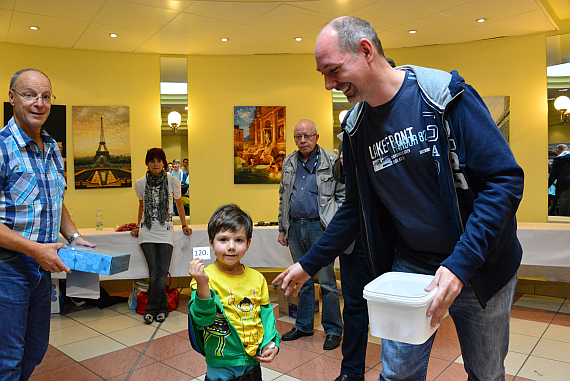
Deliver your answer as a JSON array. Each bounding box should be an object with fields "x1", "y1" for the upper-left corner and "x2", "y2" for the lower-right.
[{"x1": 0, "y1": 117, "x2": 65, "y2": 244}]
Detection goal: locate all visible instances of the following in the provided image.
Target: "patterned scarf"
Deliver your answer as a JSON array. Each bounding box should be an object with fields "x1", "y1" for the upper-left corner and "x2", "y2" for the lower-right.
[{"x1": 141, "y1": 169, "x2": 169, "y2": 229}]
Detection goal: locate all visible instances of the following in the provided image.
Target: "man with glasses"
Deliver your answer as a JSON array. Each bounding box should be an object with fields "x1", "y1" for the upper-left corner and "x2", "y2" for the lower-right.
[
  {"x1": 0, "y1": 69, "x2": 94, "y2": 380},
  {"x1": 277, "y1": 119, "x2": 344, "y2": 350}
]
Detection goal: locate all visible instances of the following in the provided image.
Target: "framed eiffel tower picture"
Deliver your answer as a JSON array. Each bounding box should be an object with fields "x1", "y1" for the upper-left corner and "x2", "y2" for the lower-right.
[{"x1": 72, "y1": 106, "x2": 132, "y2": 189}]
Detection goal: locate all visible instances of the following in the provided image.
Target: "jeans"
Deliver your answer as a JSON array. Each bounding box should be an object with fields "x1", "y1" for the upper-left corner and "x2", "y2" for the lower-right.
[
  {"x1": 380, "y1": 253, "x2": 517, "y2": 381},
  {"x1": 339, "y1": 238, "x2": 374, "y2": 379},
  {"x1": 288, "y1": 220, "x2": 343, "y2": 335},
  {"x1": 0, "y1": 250, "x2": 51, "y2": 381},
  {"x1": 140, "y1": 243, "x2": 173, "y2": 316}
]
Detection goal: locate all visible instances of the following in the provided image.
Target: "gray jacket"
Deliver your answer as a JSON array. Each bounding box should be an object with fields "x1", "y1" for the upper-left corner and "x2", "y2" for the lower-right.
[{"x1": 278, "y1": 146, "x2": 345, "y2": 238}]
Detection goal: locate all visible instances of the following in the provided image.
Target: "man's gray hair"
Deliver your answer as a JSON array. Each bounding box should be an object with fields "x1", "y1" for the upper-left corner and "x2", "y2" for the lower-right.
[
  {"x1": 557, "y1": 144, "x2": 568, "y2": 151},
  {"x1": 10, "y1": 68, "x2": 51, "y2": 89},
  {"x1": 327, "y1": 17, "x2": 384, "y2": 57}
]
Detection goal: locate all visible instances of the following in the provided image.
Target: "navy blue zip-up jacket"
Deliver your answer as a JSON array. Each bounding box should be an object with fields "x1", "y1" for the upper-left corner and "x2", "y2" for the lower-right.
[{"x1": 299, "y1": 65, "x2": 524, "y2": 308}]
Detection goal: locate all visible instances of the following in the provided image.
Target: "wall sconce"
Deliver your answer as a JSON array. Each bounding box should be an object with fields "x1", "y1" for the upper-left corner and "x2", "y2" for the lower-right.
[
  {"x1": 554, "y1": 96, "x2": 570, "y2": 123},
  {"x1": 168, "y1": 111, "x2": 181, "y2": 135},
  {"x1": 339, "y1": 110, "x2": 348, "y2": 123}
]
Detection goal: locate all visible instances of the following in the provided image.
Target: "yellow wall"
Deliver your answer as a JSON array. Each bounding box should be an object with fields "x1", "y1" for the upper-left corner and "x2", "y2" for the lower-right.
[{"x1": 0, "y1": 31, "x2": 551, "y2": 227}]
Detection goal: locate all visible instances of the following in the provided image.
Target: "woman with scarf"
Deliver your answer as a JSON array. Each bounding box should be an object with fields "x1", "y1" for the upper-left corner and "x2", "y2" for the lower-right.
[{"x1": 131, "y1": 148, "x2": 192, "y2": 324}]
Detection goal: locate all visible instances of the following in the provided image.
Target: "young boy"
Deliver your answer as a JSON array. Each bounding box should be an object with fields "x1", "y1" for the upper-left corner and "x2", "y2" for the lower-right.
[{"x1": 188, "y1": 204, "x2": 280, "y2": 381}]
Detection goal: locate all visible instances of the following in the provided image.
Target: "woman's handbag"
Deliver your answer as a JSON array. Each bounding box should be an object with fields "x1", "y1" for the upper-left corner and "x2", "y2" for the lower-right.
[{"x1": 136, "y1": 273, "x2": 180, "y2": 314}]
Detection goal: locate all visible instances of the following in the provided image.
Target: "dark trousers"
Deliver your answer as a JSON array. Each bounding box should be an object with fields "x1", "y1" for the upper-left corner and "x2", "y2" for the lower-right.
[
  {"x1": 140, "y1": 242, "x2": 173, "y2": 316},
  {"x1": 205, "y1": 364, "x2": 262, "y2": 381},
  {"x1": 339, "y1": 239, "x2": 375, "y2": 379}
]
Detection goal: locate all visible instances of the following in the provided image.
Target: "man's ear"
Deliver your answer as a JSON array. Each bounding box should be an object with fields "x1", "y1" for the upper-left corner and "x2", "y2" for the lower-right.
[{"x1": 360, "y1": 38, "x2": 374, "y2": 62}]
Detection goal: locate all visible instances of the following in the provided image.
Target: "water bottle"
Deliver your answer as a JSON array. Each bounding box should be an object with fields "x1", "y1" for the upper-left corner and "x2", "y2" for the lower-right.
[{"x1": 95, "y1": 208, "x2": 103, "y2": 231}]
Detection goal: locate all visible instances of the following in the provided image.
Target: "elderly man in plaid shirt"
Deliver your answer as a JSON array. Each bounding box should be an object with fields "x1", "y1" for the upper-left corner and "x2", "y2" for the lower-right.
[{"x1": 0, "y1": 69, "x2": 94, "y2": 380}]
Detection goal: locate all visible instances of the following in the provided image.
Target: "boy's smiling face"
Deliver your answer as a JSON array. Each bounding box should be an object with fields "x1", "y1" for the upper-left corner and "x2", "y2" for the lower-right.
[{"x1": 210, "y1": 228, "x2": 251, "y2": 274}]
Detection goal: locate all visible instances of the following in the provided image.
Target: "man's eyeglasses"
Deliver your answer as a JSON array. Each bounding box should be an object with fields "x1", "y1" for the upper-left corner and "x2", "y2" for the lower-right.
[
  {"x1": 11, "y1": 89, "x2": 56, "y2": 104},
  {"x1": 294, "y1": 134, "x2": 317, "y2": 141}
]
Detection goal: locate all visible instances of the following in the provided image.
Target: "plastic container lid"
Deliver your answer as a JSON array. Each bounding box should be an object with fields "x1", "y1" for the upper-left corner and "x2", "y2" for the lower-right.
[{"x1": 363, "y1": 272, "x2": 437, "y2": 307}]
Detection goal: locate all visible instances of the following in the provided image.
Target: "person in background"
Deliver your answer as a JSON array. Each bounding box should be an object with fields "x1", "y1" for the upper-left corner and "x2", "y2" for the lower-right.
[
  {"x1": 548, "y1": 144, "x2": 570, "y2": 216},
  {"x1": 188, "y1": 204, "x2": 280, "y2": 381},
  {"x1": 182, "y1": 158, "x2": 189, "y2": 176},
  {"x1": 131, "y1": 148, "x2": 192, "y2": 324},
  {"x1": 167, "y1": 162, "x2": 173, "y2": 173},
  {"x1": 0, "y1": 68, "x2": 95, "y2": 380},
  {"x1": 170, "y1": 159, "x2": 188, "y2": 216},
  {"x1": 277, "y1": 118, "x2": 344, "y2": 351},
  {"x1": 275, "y1": 16, "x2": 524, "y2": 381}
]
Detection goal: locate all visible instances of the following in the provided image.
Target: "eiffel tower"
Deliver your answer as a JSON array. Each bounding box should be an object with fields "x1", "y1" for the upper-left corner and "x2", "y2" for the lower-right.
[{"x1": 94, "y1": 116, "x2": 110, "y2": 161}]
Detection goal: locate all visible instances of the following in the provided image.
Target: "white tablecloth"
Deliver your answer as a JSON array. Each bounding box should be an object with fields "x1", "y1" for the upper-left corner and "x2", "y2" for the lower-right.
[{"x1": 53, "y1": 222, "x2": 570, "y2": 281}]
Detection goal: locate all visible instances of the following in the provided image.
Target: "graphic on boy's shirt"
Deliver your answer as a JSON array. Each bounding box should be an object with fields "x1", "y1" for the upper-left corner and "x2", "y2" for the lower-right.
[
  {"x1": 228, "y1": 288, "x2": 263, "y2": 355},
  {"x1": 204, "y1": 308, "x2": 232, "y2": 357}
]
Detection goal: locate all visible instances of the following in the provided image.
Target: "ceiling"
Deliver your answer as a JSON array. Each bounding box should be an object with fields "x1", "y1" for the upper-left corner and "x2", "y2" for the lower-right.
[{"x1": 1, "y1": 0, "x2": 569, "y2": 56}]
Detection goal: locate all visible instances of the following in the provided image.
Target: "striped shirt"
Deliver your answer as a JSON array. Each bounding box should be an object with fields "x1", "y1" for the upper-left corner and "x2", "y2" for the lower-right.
[{"x1": 0, "y1": 117, "x2": 66, "y2": 244}]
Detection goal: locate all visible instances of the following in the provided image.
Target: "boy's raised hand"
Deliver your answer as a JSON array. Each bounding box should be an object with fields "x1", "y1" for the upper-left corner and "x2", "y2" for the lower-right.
[{"x1": 189, "y1": 258, "x2": 209, "y2": 284}]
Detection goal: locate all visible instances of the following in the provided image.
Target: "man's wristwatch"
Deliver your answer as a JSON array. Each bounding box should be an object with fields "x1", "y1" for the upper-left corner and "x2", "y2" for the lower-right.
[{"x1": 67, "y1": 232, "x2": 82, "y2": 244}]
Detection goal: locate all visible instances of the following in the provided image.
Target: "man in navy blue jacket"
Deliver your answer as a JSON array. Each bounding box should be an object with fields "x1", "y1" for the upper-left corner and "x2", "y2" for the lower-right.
[{"x1": 274, "y1": 16, "x2": 524, "y2": 381}]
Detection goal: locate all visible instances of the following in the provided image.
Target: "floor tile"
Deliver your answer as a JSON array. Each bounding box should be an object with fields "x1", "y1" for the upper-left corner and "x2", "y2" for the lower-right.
[
  {"x1": 509, "y1": 333, "x2": 541, "y2": 354},
  {"x1": 511, "y1": 306, "x2": 556, "y2": 324},
  {"x1": 514, "y1": 295, "x2": 565, "y2": 312},
  {"x1": 49, "y1": 315, "x2": 81, "y2": 332},
  {"x1": 552, "y1": 312, "x2": 570, "y2": 327},
  {"x1": 274, "y1": 375, "x2": 303, "y2": 381},
  {"x1": 49, "y1": 324, "x2": 101, "y2": 347},
  {"x1": 504, "y1": 351, "x2": 529, "y2": 376},
  {"x1": 518, "y1": 355, "x2": 570, "y2": 381},
  {"x1": 131, "y1": 333, "x2": 192, "y2": 361},
  {"x1": 277, "y1": 330, "x2": 328, "y2": 353},
  {"x1": 262, "y1": 366, "x2": 286, "y2": 380},
  {"x1": 530, "y1": 338, "x2": 570, "y2": 363},
  {"x1": 105, "y1": 361, "x2": 191, "y2": 381},
  {"x1": 287, "y1": 354, "x2": 341, "y2": 381},
  {"x1": 542, "y1": 323, "x2": 570, "y2": 343},
  {"x1": 433, "y1": 362, "x2": 467, "y2": 380},
  {"x1": 81, "y1": 314, "x2": 141, "y2": 334},
  {"x1": 560, "y1": 299, "x2": 570, "y2": 314},
  {"x1": 105, "y1": 302, "x2": 132, "y2": 314},
  {"x1": 29, "y1": 362, "x2": 103, "y2": 381},
  {"x1": 64, "y1": 308, "x2": 122, "y2": 323},
  {"x1": 31, "y1": 346, "x2": 75, "y2": 376},
  {"x1": 155, "y1": 311, "x2": 189, "y2": 333},
  {"x1": 80, "y1": 347, "x2": 156, "y2": 379},
  {"x1": 430, "y1": 336, "x2": 462, "y2": 362},
  {"x1": 56, "y1": 335, "x2": 127, "y2": 362},
  {"x1": 364, "y1": 342, "x2": 382, "y2": 369},
  {"x1": 161, "y1": 349, "x2": 207, "y2": 378},
  {"x1": 262, "y1": 344, "x2": 320, "y2": 373},
  {"x1": 426, "y1": 357, "x2": 452, "y2": 381},
  {"x1": 105, "y1": 325, "x2": 172, "y2": 347},
  {"x1": 510, "y1": 318, "x2": 549, "y2": 337},
  {"x1": 364, "y1": 368, "x2": 381, "y2": 381}
]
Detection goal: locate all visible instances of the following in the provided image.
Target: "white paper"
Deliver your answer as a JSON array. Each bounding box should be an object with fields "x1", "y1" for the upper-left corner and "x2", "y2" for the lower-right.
[
  {"x1": 66, "y1": 271, "x2": 100, "y2": 299},
  {"x1": 193, "y1": 246, "x2": 211, "y2": 260}
]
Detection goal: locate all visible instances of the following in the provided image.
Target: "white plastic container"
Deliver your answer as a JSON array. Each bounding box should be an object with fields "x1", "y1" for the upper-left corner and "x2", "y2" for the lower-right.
[{"x1": 363, "y1": 272, "x2": 439, "y2": 345}]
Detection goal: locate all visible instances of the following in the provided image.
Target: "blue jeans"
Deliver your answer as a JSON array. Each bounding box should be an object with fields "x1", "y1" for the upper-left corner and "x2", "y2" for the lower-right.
[
  {"x1": 380, "y1": 253, "x2": 517, "y2": 381},
  {"x1": 339, "y1": 238, "x2": 374, "y2": 378},
  {"x1": 140, "y1": 243, "x2": 173, "y2": 316},
  {"x1": 0, "y1": 250, "x2": 51, "y2": 381},
  {"x1": 288, "y1": 220, "x2": 343, "y2": 335}
]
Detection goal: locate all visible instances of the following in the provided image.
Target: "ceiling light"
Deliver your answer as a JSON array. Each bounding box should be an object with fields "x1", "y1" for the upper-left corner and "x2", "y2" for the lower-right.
[
  {"x1": 295, "y1": 37, "x2": 302, "y2": 42},
  {"x1": 109, "y1": 33, "x2": 118, "y2": 38},
  {"x1": 221, "y1": 38, "x2": 228, "y2": 42},
  {"x1": 339, "y1": 110, "x2": 348, "y2": 123},
  {"x1": 168, "y1": 111, "x2": 182, "y2": 135},
  {"x1": 477, "y1": 18, "x2": 486, "y2": 23},
  {"x1": 29, "y1": 26, "x2": 39, "y2": 30},
  {"x1": 408, "y1": 30, "x2": 417, "y2": 34}
]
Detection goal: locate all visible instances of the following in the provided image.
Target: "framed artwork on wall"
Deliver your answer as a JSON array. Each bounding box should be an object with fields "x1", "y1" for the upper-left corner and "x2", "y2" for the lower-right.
[
  {"x1": 72, "y1": 106, "x2": 132, "y2": 189},
  {"x1": 234, "y1": 106, "x2": 286, "y2": 184}
]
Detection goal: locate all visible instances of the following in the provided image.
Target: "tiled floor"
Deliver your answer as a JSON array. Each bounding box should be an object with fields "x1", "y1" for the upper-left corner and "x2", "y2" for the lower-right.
[{"x1": 30, "y1": 291, "x2": 570, "y2": 381}]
